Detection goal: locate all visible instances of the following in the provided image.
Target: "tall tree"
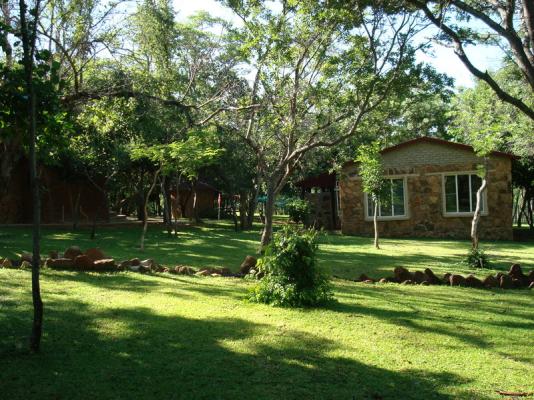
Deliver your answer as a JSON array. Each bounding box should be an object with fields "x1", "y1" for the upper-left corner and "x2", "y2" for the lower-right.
[
  {"x1": 407, "y1": 0, "x2": 534, "y2": 120},
  {"x1": 224, "y1": 0, "x2": 449, "y2": 246},
  {"x1": 356, "y1": 142, "x2": 386, "y2": 249},
  {"x1": 18, "y1": 0, "x2": 43, "y2": 353}
]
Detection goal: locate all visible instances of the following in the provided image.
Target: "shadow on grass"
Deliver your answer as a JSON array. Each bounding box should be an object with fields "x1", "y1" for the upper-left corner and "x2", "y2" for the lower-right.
[{"x1": 0, "y1": 286, "x2": 477, "y2": 399}]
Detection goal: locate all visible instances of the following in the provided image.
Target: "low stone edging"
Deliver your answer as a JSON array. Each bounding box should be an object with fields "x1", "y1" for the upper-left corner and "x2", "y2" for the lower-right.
[{"x1": 354, "y1": 265, "x2": 534, "y2": 290}]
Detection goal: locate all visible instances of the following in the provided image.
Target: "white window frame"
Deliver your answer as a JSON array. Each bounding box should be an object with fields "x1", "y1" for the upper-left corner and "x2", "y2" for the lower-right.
[
  {"x1": 442, "y1": 172, "x2": 489, "y2": 217},
  {"x1": 364, "y1": 176, "x2": 409, "y2": 221}
]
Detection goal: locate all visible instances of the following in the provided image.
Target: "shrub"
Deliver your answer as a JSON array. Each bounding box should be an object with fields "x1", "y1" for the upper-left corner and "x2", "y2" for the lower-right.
[
  {"x1": 249, "y1": 226, "x2": 333, "y2": 307},
  {"x1": 465, "y1": 247, "x2": 491, "y2": 269},
  {"x1": 286, "y1": 199, "x2": 310, "y2": 224}
]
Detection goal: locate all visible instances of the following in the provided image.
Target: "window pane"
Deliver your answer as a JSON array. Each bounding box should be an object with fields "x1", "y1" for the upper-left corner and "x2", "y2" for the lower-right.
[
  {"x1": 445, "y1": 175, "x2": 457, "y2": 213},
  {"x1": 392, "y1": 179, "x2": 405, "y2": 216},
  {"x1": 379, "y1": 201, "x2": 392, "y2": 216},
  {"x1": 367, "y1": 196, "x2": 375, "y2": 217},
  {"x1": 470, "y1": 174, "x2": 484, "y2": 212},
  {"x1": 379, "y1": 180, "x2": 392, "y2": 216},
  {"x1": 457, "y1": 174, "x2": 470, "y2": 212}
]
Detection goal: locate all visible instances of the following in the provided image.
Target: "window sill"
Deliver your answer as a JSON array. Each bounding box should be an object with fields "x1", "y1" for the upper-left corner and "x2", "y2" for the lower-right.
[
  {"x1": 443, "y1": 212, "x2": 489, "y2": 218},
  {"x1": 364, "y1": 215, "x2": 410, "y2": 222}
]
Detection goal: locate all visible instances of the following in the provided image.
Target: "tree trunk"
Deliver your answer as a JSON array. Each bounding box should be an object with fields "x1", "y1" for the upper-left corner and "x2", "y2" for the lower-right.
[
  {"x1": 231, "y1": 200, "x2": 239, "y2": 232},
  {"x1": 246, "y1": 188, "x2": 258, "y2": 229},
  {"x1": 471, "y1": 177, "x2": 488, "y2": 250},
  {"x1": 140, "y1": 167, "x2": 161, "y2": 251},
  {"x1": 192, "y1": 180, "x2": 200, "y2": 224},
  {"x1": 72, "y1": 190, "x2": 81, "y2": 230},
  {"x1": 239, "y1": 191, "x2": 247, "y2": 230},
  {"x1": 260, "y1": 187, "x2": 275, "y2": 248},
  {"x1": 373, "y1": 200, "x2": 380, "y2": 249},
  {"x1": 20, "y1": 0, "x2": 43, "y2": 353},
  {"x1": 174, "y1": 174, "x2": 182, "y2": 236},
  {"x1": 160, "y1": 175, "x2": 172, "y2": 235}
]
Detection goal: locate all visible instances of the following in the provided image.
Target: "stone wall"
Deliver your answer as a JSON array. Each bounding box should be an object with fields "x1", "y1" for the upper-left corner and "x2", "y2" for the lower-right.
[{"x1": 339, "y1": 142, "x2": 513, "y2": 240}]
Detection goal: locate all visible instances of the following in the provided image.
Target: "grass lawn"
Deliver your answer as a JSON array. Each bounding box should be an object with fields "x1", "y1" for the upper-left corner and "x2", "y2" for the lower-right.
[
  {"x1": 1, "y1": 221, "x2": 533, "y2": 399},
  {"x1": 1, "y1": 219, "x2": 533, "y2": 279},
  {"x1": 1, "y1": 269, "x2": 533, "y2": 399}
]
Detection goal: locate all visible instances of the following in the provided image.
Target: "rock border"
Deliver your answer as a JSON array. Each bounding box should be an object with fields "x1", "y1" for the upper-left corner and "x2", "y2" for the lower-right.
[{"x1": 354, "y1": 264, "x2": 534, "y2": 290}]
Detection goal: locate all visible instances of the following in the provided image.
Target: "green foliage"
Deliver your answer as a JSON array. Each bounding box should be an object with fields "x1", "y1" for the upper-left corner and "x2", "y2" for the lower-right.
[
  {"x1": 465, "y1": 247, "x2": 491, "y2": 269},
  {"x1": 449, "y1": 64, "x2": 533, "y2": 158},
  {"x1": 249, "y1": 226, "x2": 333, "y2": 307},
  {"x1": 355, "y1": 141, "x2": 386, "y2": 203},
  {"x1": 285, "y1": 199, "x2": 310, "y2": 224}
]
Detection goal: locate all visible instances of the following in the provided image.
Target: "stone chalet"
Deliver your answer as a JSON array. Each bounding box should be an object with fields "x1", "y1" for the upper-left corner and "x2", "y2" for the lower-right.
[{"x1": 339, "y1": 137, "x2": 516, "y2": 240}]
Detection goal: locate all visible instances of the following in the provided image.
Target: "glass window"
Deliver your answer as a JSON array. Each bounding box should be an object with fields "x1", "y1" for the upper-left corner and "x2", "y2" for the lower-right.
[
  {"x1": 367, "y1": 178, "x2": 406, "y2": 218},
  {"x1": 444, "y1": 173, "x2": 485, "y2": 214},
  {"x1": 445, "y1": 175, "x2": 457, "y2": 213}
]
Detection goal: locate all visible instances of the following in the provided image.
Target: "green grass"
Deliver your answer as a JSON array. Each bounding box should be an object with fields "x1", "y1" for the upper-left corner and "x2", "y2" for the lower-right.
[
  {"x1": 1, "y1": 221, "x2": 533, "y2": 398},
  {"x1": 1, "y1": 219, "x2": 533, "y2": 279},
  {"x1": 1, "y1": 268, "x2": 533, "y2": 399}
]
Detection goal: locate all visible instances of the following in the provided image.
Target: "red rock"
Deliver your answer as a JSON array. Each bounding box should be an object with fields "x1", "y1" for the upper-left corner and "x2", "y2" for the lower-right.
[
  {"x1": 449, "y1": 274, "x2": 466, "y2": 286},
  {"x1": 85, "y1": 248, "x2": 106, "y2": 262},
  {"x1": 64, "y1": 246, "x2": 83, "y2": 260},
  {"x1": 394, "y1": 267, "x2": 413, "y2": 283},
  {"x1": 47, "y1": 258, "x2": 74, "y2": 268},
  {"x1": 93, "y1": 259, "x2": 116, "y2": 270},
  {"x1": 214, "y1": 267, "x2": 232, "y2": 276},
  {"x1": 465, "y1": 275, "x2": 484, "y2": 288},
  {"x1": 483, "y1": 275, "x2": 499, "y2": 288},
  {"x1": 499, "y1": 275, "x2": 513, "y2": 289},
  {"x1": 357, "y1": 273, "x2": 373, "y2": 282},
  {"x1": 74, "y1": 254, "x2": 93, "y2": 270},
  {"x1": 20, "y1": 252, "x2": 33, "y2": 263},
  {"x1": 413, "y1": 271, "x2": 426, "y2": 284},
  {"x1": 240, "y1": 256, "x2": 257, "y2": 275},
  {"x1": 424, "y1": 268, "x2": 441, "y2": 285},
  {"x1": 130, "y1": 258, "x2": 140, "y2": 266}
]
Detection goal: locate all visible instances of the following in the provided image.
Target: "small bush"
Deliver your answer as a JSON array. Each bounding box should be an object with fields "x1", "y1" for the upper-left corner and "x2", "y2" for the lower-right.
[
  {"x1": 465, "y1": 247, "x2": 491, "y2": 269},
  {"x1": 285, "y1": 199, "x2": 311, "y2": 224},
  {"x1": 249, "y1": 226, "x2": 333, "y2": 307}
]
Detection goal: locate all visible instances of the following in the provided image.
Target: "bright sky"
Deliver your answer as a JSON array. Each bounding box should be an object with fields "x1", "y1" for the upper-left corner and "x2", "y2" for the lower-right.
[{"x1": 173, "y1": 0, "x2": 504, "y2": 88}]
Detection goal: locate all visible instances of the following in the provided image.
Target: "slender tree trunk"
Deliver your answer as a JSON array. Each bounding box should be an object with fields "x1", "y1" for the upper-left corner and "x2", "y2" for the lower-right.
[
  {"x1": 471, "y1": 176, "x2": 488, "y2": 250},
  {"x1": 20, "y1": 0, "x2": 43, "y2": 353},
  {"x1": 192, "y1": 180, "x2": 200, "y2": 224},
  {"x1": 231, "y1": 200, "x2": 239, "y2": 232},
  {"x1": 72, "y1": 190, "x2": 81, "y2": 230},
  {"x1": 174, "y1": 174, "x2": 182, "y2": 236},
  {"x1": 246, "y1": 187, "x2": 258, "y2": 229},
  {"x1": 239, "y1": 191, "x2": 247, "y2": 230},
  {"x1": 160, "y1": 175, "x2": 172, "y2": 235},
  {"x1": 373, "y1": 201, "x2": 380, "y2": 249},
  {"x1": 260, "y1": 186, "x2": 275, "y2": 248},
  {"x1": 140, "y1": 167, "x2": 161, "y2": 251}
]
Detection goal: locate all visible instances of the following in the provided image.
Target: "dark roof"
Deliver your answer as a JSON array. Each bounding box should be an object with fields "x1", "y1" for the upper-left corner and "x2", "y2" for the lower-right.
[
  {"x1": 296, "y1": 172, "x2": 336, "y2": 188},
  {"x1": 381, "y1": 136, "x2": 517, "y2": 159}
]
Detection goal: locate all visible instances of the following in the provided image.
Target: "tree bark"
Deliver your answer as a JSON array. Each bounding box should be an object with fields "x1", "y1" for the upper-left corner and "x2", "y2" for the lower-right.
[
  {"x1": 192, "y1": 180, "x2": 200, "y2": 224},
  {"x1": 471, "y1": 176, "x2": 488, "y2": 250},
  {"x1": 174, "y1": 174, "x2": 182, "y2": 236},
  {"x1": 19, "y1": 0, "x2": 43, "y2": 353},
  {"x1": 260, "y1": 187, "x2": 275, "y2": 248},
  {"x1": 373, "y1": 200, "x2": 380, "y2": 249},
  {"x1": 160, "y1": 175, "x2": 172, "y2": 235},
  {"x1": 140, "y1": 167, "x2": 161, "y2": 251}
]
